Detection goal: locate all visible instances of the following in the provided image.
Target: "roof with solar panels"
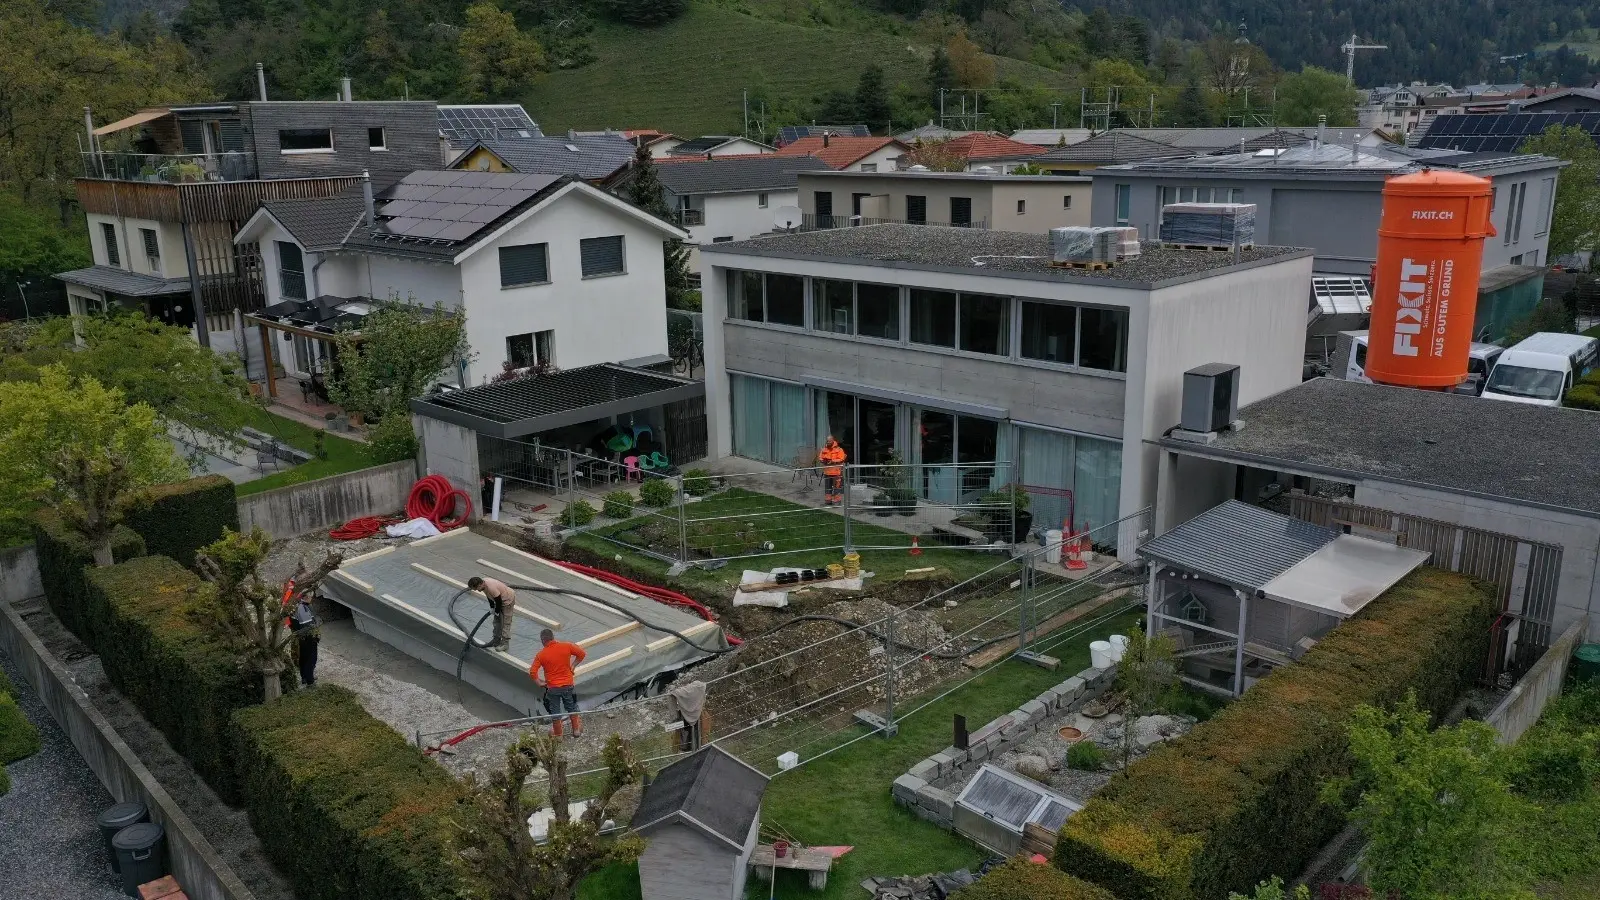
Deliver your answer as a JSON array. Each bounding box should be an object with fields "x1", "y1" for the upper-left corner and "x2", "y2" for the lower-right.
[{"x1": 235, "y1": 170, "x2": 684, "y2": 263}]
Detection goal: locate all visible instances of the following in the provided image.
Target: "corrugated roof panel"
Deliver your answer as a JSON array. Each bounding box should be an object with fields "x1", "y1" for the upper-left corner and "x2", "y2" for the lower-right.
[{"x1": 1139, "y1": 501, "x2": 1339, "y2": 591}]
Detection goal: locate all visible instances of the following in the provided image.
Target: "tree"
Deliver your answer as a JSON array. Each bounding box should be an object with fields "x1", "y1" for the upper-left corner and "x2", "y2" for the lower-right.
[
  {"x1": 1112, "y1": 622, "x2": 1177, "y2": 773},
  {"x1": 329, "y1": 301, "x2": 469, "y2": 424},
  {"x1": 1113, "y1": 15, "x2": 1151, "y2": 65},
  {"x1": 1171, "y1": 75, "x2": 1211, "y2": 126},
  {"x1": 1081, "y1": 7, "x2": 1116, "y2": 59},
  {"x1": 460, "y1": 2, "x2": 547, "y2": 101},
  {"x1": 904, "y1": 139, "x2": 969, "y2": 172},
  {"x1": 927, "y1": 46, "x2": 956, "y2": 107},
  {"x1": 0, "y1": 366, "x2": 186, "y2": 564},
  {"x1": 1200, "y1": 36, "x2": 1275, "y2": 104},
  {"x1": 1519, "y1": 125, "x2": 1600, "y2": 260},
  {"x1": 621, "y1": 145, "x2": 696, "y2": 310},
  {"x1": 194, "y1": 527, "x2": 341, "y2": 702},
  {"x1": 814, "y1": 89, "x2": 858, "y2": 126},
  {"x1": 455, "y1": 732, "x2": 646, "y2": 900},
  {"x1": 1227, "y1": 876, "x2": 1310, "y2": 900},
  {"x1": 1274, "y1": 66, "x2": 1361, "y2": 126},
  {"x1": 945, "y1": 32, "x2": 995, "y2": 89},
  {"x1": 855, "y1": 65, "x2": 890, "y2": 131},
  {"x1": 595, "y1": 0, "x2": 686, "y2": 27},
  {"x1": 0, "y1": 192, "x2": 89, "y2": 285},
  {"x1": 1327, "y1": 696, "x2": 1531, "y2": 900}
]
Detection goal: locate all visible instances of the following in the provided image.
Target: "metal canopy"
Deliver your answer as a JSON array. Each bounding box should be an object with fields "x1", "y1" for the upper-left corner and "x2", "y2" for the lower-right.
[
  {"x1": 410, "y1": 363, "x2": 704, "y2": 439},
  {"x1": 1260, "y1": 535, "x2": 1430, "y2": 619},
  {"x1": 1139, "y1": 501, "x2": 1339, "y2": 593}
]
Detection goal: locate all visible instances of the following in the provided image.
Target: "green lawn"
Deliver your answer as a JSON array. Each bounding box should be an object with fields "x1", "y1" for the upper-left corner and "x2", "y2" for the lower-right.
[
  {"x1": 1583, "y1": 323, "x2": 1600, "y2": 338},
  {"x1": 578, "y1": 612, "x2": 1140, "y2": 900},
  {"x1": 568, "y1": 487, "x2": 1017, "y2": 596},
  {"x1": 234, "y1": 406, "x2": 377, "y2": 496}
]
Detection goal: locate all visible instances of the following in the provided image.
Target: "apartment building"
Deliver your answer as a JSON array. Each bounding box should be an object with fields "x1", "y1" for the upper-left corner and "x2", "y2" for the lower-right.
[{"x1": 796, "y1": 170, "x2": 1092, "y2": 231}]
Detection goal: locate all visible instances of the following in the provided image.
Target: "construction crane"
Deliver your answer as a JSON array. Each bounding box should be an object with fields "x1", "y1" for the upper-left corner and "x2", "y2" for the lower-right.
[{"x1": 1342, "y1": 33, "x2": 1388, "y2": 84}]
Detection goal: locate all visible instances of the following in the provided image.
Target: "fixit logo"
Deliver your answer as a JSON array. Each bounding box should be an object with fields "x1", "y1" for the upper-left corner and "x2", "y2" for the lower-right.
[
  {"x1": 1411, "y1": 210, "x2": 1454, "y2": 220},
  {"x1": 1392, "y1": 258, "x2": 1430, "y2": 357}
]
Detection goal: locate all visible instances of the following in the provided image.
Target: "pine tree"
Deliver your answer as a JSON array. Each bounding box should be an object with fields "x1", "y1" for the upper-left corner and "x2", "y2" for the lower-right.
[
  {"x1": 855, "y1": 65, "x2": 890, "y2": 132},
  {"x1": 927, "y1": 46, "x2": 955, "y2": 107},
  {"x1": 621, "y1": 145, "x2": 696, "y2": 309},
  {"x1": 1173, "y1": 76, "x2": 1210, "y2": 126}
]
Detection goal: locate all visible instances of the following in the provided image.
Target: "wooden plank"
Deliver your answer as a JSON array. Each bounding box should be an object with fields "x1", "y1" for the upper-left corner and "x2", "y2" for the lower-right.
[
  {"x1": 410, "y1": 527, "x2": 468, "y2": 546},
  {"x1": 411, "y1": 563, "x2": 562, "y2": 629},
  {"x1": 575, "y1": 645, "x2": 632, "y2": 676},
  {"x1": 578, "y1": 621, "x2": 641, "y2": 649},
  {"x1": 329, "y1": 570, "x2": 374, "y2": 591},
  {"x1": 380, "y1": 593, "x2": 520, "y2": 663},
  {"x1": 963, "y1": 587, "x2": 1131, "y2": 670},
  {"x1": 646, "y1": 620, "x2": 720, "y2": 651},
  {"x1": 475, "y1": 558, "x2": 626, "y2": 621},
  {"x1": 340, "y1": 545, "x2": 397, "y2": 566}
]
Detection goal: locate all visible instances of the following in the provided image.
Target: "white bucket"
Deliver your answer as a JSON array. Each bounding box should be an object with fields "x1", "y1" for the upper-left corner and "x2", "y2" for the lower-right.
[
  {"x1": 1109, "y1": 634, "x2": 1130, "y2": 662},
  {"x1": 1090, "y1": 640, "x2": 1113, "y2": 669},
  {"x1": 1045, "y1": 529, "x2": 1064, "y2": 565}
]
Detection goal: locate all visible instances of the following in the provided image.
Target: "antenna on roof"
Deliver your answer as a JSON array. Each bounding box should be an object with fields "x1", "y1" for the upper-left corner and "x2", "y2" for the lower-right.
[{"x1": 773, "y1": 206, "x2": 802, "y2": 232}]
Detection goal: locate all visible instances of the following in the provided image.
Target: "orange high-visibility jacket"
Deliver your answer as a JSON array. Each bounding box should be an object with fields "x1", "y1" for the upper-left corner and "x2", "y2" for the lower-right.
[{"x1": 819, "y1": 443, "x2": 846, "y2": 475}]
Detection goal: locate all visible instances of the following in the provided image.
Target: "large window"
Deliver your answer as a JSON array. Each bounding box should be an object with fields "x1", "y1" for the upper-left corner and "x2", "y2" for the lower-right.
[
  {"x1": 960, "y1": 294, "x2": 1009, "y2": 356},
  {"x1": 1079, "y1": 306, "x2": 1129, "y2": 372},
  {"x1": 951, "y1": 197, "x2": 973, "y2": 227},
  {"x1": 1114, "y1": 184, "x2": 1131, "y2": 224},
  {"x1": 1020, "y1": 301, "x2": 1076, "y2": 364},
  {"x1": 815, "y1": 278, "x2": 851, "y2": 332},
  {"x1": 277, "y1": 241, "x2": 306, "y2": 300},
  {"x1": 814, "y1": 279, "x2": 900, "y2": 338},
  {"x1": 1535, "y1": 177, "x2": 1554, "y2": 237},
  {"x1": 580, "y1": 235, "x2": 625, "y2": 276},
  {"x1": 909, "y1": 288, "x2": 957, "y2": 347},
  {"x1": 731, "y1": 375, "x2": 808, "y2": 464},
  {"x1": 907, "y1": 195, "x2": 927, "y2": 224},
  {"x1": 499, "y1": 243, "x2": 549, "y2": 287},
  {"x1": 732, "y1": 271, "x2": 803, "y2": 326},
  {"x1": 279, "y1": 128, "x2": 333, "y2": 153},
  {"x1": 506, "y1": 330, "x2": 554, "y2": 368},
  {"x1": 1018, "y1": 426, "x2": 1122, "y2": 543}
]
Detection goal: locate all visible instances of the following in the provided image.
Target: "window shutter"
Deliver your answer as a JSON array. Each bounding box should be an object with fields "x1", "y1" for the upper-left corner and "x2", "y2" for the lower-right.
[
  {"x1": 219, "y1": 120, "x2": 246, "y2": 152},
  {"x1": 179, "y1": 120, "x2": 206, "y2": 153},
  {"x1": 579, "y1": 236, "x2": 625, "y2": 276},
  {"x1": 142, "y1": 229, "x2": 159, "y2": 259},
  {"x1": 906, "y1": 195, "x2": 926, "y2": 224},
  {"x1": 499, "y1": 244, "x2": 549, "y2": 286},
  {"x1": 102, "y1": 224, "x2": 120, "y2": 267}
]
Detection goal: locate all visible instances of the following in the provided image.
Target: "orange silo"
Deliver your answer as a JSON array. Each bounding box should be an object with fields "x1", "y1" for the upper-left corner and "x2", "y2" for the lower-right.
[{"x1": 1363, "y1": 169, "x2": 1496, "y2": 389}]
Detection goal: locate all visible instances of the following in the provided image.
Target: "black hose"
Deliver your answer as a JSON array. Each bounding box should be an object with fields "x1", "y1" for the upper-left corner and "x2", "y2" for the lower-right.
[{"x1": 447, "y1": 589, "x2": 497, "y2": 681}]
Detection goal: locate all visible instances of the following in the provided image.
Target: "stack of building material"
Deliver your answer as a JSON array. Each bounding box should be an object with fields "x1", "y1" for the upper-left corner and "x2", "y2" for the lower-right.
[
  {"x1": 1050, "y1": 226, "x2": 1142, "y2": 266},
  {"x1": 1159, "y1": 203, "x2": 1257, "y2": 248}
]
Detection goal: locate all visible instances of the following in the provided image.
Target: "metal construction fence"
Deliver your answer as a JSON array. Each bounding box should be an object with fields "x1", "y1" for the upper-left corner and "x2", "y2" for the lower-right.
[{"x1": 414, "y1": 508, "x2": 1151, "y2": 786}]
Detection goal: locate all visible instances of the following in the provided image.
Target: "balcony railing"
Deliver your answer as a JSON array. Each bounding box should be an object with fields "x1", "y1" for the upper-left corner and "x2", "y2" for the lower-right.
[
  {"x1": 799, "y1": 213, "x2": 990, "y2": 231},
  {"x1": 82, "y1": 150, "x2": 259, "y2": 183},
  {"x1": 676, "y1": 209, "x2": 705, "y2": 227}
]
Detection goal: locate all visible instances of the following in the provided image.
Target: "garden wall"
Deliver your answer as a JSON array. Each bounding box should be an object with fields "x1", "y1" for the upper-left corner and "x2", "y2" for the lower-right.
[
  {"x1": 236, "y1": 459, "x2": 417, "y2": 539},
  {"x1": 1055, "y1": 568, "x2": 1497, "y2": 900}
]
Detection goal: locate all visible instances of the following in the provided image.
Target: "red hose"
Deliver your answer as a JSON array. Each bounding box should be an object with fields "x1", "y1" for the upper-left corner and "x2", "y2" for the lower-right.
[
  {"x1": 407, "y1": 474, "x2": 454, "y2": 521},
  {"x1": 334, "y1": 476, "x2": 474, "y2": 539},
  {"x1": 329, "y1": 515, "x2": 403, "y2": 540},
  {"x1": 553, "y1": 560, "x2": 742, "y2": 645}
]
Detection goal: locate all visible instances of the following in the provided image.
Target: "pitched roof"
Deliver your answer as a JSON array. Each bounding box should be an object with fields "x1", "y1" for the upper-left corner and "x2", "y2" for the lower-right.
[
  {"x1": 632, "y1": 746, "x2": 768, "y2": 850},
  {"x1": 54, "y1": 265, "x2": 191, "y2": 297},
  {"x1": 1034, "y1": 131, "x2": 1187, "y2": 164},
  {"x1": 260, "y1": 190, "x2": 366, "y2": 251},
  {"x1": 668, "y1": 135, "x2": 772, "y2": 156},
  {"x1": 1139, "y1": 501, "x2": 1338, "y2": 591},
  {"x1": 772, "y1": 135, "x2": 907, "y2": 169},
  {"x1": 1010, "y1": 128, "x2": 1093, "y2": 147},
  {"x1": 1523, "y1": 87, "x2": 1600, "y2": 108},
  {"x1": 438, "y1": 105, "x2": 541, "y2": 143},
  {"x1": 779, "y1": 124, "x2": 870, "y2": 145},
  {"x1": 460, "y1": 134, "x2": 636, "y2": 180},
  {"x1": 652, "y1": 154, "x2": 833, "y2": 195},
  {"x1": 937, "y1": 132, "x2": 1047, "y2": 160}
]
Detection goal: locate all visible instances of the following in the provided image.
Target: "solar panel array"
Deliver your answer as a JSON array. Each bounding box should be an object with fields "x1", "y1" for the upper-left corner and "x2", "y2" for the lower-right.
[
  {"x1": 438, "y1": 105, "x2": 541, "y2": 143},
  {"x1": 1417, "y1": 112, "x2": 1600, "y2": 152},
  {"x1": 777, "y1": 124, "x2": 870, "y2": 144},
  {"x1": 373, "y1": 171, "x2": 561, "y2": 244}
]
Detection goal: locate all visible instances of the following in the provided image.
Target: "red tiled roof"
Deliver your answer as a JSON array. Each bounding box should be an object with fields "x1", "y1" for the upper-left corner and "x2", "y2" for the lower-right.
[
  {"x1": 772, "y1": 136, "x2": 907, "y2": 169},
  {"x1": 937, "y1": 132, "x2": 1047, "y2": 160}
]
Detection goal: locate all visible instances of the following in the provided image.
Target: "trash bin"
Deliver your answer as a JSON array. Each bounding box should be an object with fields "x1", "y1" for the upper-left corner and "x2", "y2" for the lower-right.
[
  {"x1": 1573, "y1": 643, "x2": 1600, "y2": 683},
  {"x1": 95, "y1": 802, "x2": 148, "y2": 874},
  {"x1": 111, "y1": 822, "x2": 167, "y2": 898}
]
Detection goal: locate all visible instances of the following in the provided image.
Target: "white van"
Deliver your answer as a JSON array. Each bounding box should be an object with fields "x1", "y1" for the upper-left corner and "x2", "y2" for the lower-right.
[
  {"x1": 1338, "y1": 331, "x2": 1505, "y2": 396},
  {"x1": 1482, "y1": 333, "x2": 1599, "y2": 407}
]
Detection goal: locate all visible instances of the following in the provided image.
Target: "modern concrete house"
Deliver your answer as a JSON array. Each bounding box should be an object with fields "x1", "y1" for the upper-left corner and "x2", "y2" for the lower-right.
[
  {"x1": 699, "y1": 225, "x2": 1314, "y2": 550},
  {"x1": 795, "y1": 169, "x2": 1092, "y2": 232},
  {"x1": 1091, "y1": 143, "x2": 1567, "y2": 345}
]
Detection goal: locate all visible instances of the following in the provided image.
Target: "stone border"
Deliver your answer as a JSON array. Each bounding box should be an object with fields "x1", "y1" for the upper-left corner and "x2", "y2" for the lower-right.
[
  {"x1": 0, "y1": 599, "x2": 256, "y2": 900},
  {"x1": 892, "y1": 663, "x2": 1117, "y2": 828}
]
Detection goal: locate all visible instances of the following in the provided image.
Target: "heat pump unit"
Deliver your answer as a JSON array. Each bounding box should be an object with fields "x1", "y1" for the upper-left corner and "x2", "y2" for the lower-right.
[{"x1": 1181, "y1": 363, "x2": 1240, "y2": 434}]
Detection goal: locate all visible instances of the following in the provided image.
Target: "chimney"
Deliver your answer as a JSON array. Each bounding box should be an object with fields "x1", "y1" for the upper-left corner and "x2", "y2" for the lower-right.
[
  {"x1": 362, "y1": 170, "x2": 376, "y2": 235},
  {"x1": 83, "y1": 106, "x2": 99, "y2": 175},
  {"x1": 256, "y1": 63, "x2": 268, "y2": 101},
  {"x1": 1317, "y1": 113, "x2": 1327, "y2": 147},
  {"x1": 340, "y1": 77, "x2": 352, "y2": 102},
  {"x1": 823, "y1": 133, "x2": 831, "y2": 148},
  {"x1": 568, "y1": 129, "x2": 578, "y2": 141}
]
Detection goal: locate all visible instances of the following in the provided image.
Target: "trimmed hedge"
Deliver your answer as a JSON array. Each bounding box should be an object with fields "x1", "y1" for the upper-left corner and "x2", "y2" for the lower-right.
[
  {"x1": 85, "y1": 556, "x2": 270, "y2": 801},
  {"x1": 122, "y1": 475, "x2": 239, "y2": 567},
  {"x1": 1055, "y1": 568, "x2": 1496, "y2": 900},
  {"x1": 32, "y1": 510, "x2": 146, "y2": 647},
  {"x1": 0, "y1": 691, "x2": 40, "y2": 766},
  {"x1": 954, "y1": 857, "x2": 1119, "y2": 900},
  {"x1": 228, "y1": 686, "x2": 473, "y2": 900}
]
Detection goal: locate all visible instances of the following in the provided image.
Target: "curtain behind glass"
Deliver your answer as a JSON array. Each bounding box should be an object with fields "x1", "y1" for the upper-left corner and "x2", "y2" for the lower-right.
[
  {"x1": 731, "y1": 375, "x2": 771, "y2": 461},
  {"x1": 1020, "y1": 427, "x2": 1074, "y2": 532},
  {"x1": 1074, "y1": 436, "x2": 1122, "y2": 544},
  {"x1": 990, "y1": 423, "x2": 1012, "y2": 491},
  {"x1": 770, "y1": 382, "x2": 808, "y2": 467}
]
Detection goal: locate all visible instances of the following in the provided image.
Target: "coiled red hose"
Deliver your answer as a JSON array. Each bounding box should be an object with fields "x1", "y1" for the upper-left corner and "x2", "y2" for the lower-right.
[
  {"x1": 332, "y1": 476, "x2": 473, "y2": 539},
  {"x1": 553, "y1": 560, "x2": 742, "y2": 645}
]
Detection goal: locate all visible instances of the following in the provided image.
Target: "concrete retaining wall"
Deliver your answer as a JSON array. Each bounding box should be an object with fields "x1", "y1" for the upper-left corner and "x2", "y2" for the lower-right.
[
  {"x1": 0, "y1": 544, "x2": 40, "y2": 603},
  {"x1": 892, "y1": 663, "x2": 1117, "y2": 828},
  {"x1": 237, "y1": 459, "x2": 418, "y2": 539},
  {"x1": 1487, "y1": 615, "x2": 1590, "y2": 744},
  {"x1": 0, "y1": 601, "x2": 255, "y2": 900}
]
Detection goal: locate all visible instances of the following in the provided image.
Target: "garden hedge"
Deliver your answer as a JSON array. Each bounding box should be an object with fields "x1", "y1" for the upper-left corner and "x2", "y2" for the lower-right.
[
  {"x1": 122, "y1": 474, "x2": 239, "y2": 567},
  {"x1": 955, "y1": 857, "x2": 1119, "y2": 900},
  {"x1": 1055, "y1": 568, "x2": 1497, "y2": 900},
  {"x1": 0, "y1": 691, "x2": 39, "y2": 767},
  {"x1": 228, "y1": 686, "x2": 473, "y2": 900},
  {"x1": 32, "y1": 510, "x2": 146, "y2": 647},
  {"x1": 84, "y1": 556, "x2": 271, "y2": 801}
]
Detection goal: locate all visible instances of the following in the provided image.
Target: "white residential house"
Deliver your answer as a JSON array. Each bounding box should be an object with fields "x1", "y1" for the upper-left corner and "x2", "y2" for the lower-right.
[
  {"x1": 666, "y1": 136, "x2": 774, "y2": 158},
  {"x1": 637, "y1": 155, "x2": 833, "y2": 271},
  {"x1": 233, "y1": 171, "x2": 686, "y2": 392}
]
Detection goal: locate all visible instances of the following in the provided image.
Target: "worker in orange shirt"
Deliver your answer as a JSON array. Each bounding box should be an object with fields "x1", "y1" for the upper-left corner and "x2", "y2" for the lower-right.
[
  {"x1": 819, "y1": 435, "x2": 846, "y2": 505},
  {"x1": 531, "y1": 628, "x2": 587, "y2": 737}
]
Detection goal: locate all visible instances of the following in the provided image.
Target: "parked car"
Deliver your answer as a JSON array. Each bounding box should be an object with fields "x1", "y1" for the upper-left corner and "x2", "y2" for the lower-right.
[{"x1": 1482, "y1": 332, "x2": 1600, "y2": 407}]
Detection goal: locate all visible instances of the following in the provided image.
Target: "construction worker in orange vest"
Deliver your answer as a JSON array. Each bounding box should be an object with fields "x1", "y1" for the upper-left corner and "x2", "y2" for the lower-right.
[{"x1": 819, "y1": 435, "x2": 846, "y2": 505}]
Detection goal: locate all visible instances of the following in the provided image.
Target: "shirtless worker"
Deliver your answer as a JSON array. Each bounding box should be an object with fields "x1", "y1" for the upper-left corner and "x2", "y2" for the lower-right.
[
  {"x1": 467, "y1": 576, "x2": 517, "y2": 651},
  {"x1": 531, "y1": 628, "x2": 587, "y2": 737}
]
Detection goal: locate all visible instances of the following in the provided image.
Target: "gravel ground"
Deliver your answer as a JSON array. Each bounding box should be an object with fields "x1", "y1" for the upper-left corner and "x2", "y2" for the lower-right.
[
  {"x1": 10, "y1": 597, "x2": 296, "y2": 900},
  {"x1": 0, "y1": 646, "x2": 135, "y2": 900}
]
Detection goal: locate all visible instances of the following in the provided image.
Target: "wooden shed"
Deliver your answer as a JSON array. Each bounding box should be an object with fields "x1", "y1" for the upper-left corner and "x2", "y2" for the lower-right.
[{"x1": 633, "y1": 746, "x2": 770, "y2": 900}]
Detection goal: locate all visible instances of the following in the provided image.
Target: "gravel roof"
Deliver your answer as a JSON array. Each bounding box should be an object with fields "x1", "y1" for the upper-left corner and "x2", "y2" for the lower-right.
[
  {"x1": 703, "y1": 224, "x2": 1309, "y2": 289},
  {"x1": 1163, "y1": 378, "x2": 1600, "y2": 518}
]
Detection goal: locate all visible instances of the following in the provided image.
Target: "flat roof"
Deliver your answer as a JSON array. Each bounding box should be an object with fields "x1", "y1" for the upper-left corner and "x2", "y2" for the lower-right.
[
  {"x1": 1159, "y1": 378, "x2": 1600, "y2": 519},
  {"x1": 1099, "y1": 142, "x2": 1564, "y2": 180},
  {"x1": 799, "y1": 170, "x2": 1091, "y2": 184},
  {"x1": 701, "y1": 224, "x2": 1311, "y2": 290},
  {"x1": 410, "y1": 363, "x2": 704, "y2": 439}
]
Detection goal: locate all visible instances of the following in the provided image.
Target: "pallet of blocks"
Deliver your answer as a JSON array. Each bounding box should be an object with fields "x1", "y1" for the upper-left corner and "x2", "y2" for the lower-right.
[
  {"x1": 1158, "y1": 202, "x2": 1257, "y2": 250},
  {"x1": 1050, "y1": 226, "x2": 1141, "y2": 269}
]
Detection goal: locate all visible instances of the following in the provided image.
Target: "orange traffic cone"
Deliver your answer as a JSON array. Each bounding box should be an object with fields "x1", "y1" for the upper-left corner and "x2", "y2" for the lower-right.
[
  {"x1": 1065, "y1": 530, "x2": 1088, "y2": 570},
  {"x1": 909, "y1": 536, "x2": 922, "y2": 556}
]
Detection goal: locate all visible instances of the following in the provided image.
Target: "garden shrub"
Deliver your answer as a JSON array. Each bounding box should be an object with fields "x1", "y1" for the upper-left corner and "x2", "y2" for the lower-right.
[
  {"x1": 1056, "y1": 568, "x2": 1496, "y2": 900},
  {"x1": 561, "y1": 500, "x2": 597, "y2": 527},
  {"x1": 32, "y1": 510, "x2": 145, "y2": 646},
  {"x1": 955, "y1": 857, "x2": 1117, "y2": 900},
  {"x1": 86, "y1": 556, "x2": 270, "y2": 800},
  {"x1": 1563, "y1": 383, "x2": 1600, "y2": 410},
  {"x1": 0, "y1": 691, "x2": 40, "y2": 766},
  {"x1": 122, "y1": 474, "x2": 239, "y2": 567},
  {"x1": 602, "y1": 490, "x2": 635, "y2": 519},
  {"x1": 228, "y1": 686, "x2": 472, "y2": 900},
  {"x1": 1067, "y1": 740, "x2": 1105, "y2": 771},
  {"x1": 638, "y1": 477, "x2": 678, "y2": 508},
  {"x1": 682, "y1": 468, "x2": 716, "y2": 496},
  {"x1": 366, "y1": 413, "x2": 419, "y2": 464}
]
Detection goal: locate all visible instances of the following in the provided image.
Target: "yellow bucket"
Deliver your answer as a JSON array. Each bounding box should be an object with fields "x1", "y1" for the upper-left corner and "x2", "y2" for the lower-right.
[
  {"x1": 842, "y1": 552, "x2": 861, "y2": 577},
  {"x1": 826, "y1": 563, "x2": 845, "y2": 580}
]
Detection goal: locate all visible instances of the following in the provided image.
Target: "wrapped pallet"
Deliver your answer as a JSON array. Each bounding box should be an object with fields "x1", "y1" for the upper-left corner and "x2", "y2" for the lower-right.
[
  {"x1": 1050, "y1": 226, "x2": 1099, "y2": 263},
  {"x1": 1159, "y1": 202, "x2": 1257, "y2": 248}
]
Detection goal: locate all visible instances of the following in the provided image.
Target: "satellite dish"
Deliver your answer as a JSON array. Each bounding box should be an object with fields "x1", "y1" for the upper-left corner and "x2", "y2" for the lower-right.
[{"x1": 773, "y1": 205, "x2": 802, "y2": 231}]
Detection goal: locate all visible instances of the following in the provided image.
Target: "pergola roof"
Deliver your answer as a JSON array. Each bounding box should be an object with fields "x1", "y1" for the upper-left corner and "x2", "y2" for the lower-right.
[{"x1": 410, "y1": 364, "x2": 704, "y2": 438}]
